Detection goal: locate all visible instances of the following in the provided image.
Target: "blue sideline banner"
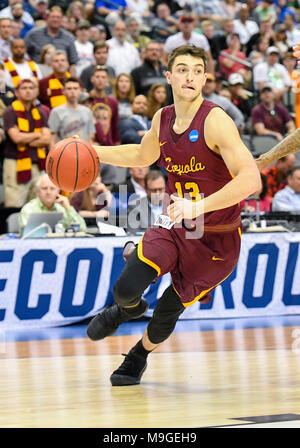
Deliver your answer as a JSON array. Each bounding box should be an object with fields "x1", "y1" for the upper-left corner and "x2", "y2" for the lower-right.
[{"x1": 0, "y1": 233, "x2": 299, "y2": 329}]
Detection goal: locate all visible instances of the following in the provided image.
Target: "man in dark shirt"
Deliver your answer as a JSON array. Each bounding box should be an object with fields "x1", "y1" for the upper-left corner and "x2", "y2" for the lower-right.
[
  {"x1": 130, "y1": 40, "x2": 168, "y2": 97},
  {"x1": 251, "y1": 85, "x2": 295, "y2": 141}
]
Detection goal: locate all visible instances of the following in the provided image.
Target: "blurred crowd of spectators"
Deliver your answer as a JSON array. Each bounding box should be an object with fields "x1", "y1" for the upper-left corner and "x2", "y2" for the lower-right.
[{"x1": 1, "y1": 0, "x2": 300, "y2": 235}]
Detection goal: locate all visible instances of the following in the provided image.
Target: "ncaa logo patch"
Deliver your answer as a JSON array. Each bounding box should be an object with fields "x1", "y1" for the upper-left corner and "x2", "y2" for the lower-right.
[{"x1": 189, "y1": 130, "x2": 199, "y2": 142}]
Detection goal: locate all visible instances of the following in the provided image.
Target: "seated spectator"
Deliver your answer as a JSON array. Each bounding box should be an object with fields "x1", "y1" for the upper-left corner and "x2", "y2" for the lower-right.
[
  {"x1": 74, "y1": 20, "x2": 94, "y2": 77},
  {"x1": 95, "y1": 0, "x2": 129, "y2": 19},
  {"x1": 38, "y1": 50, "x2": 71, "y2": 109},
  {"x1": 0, "y1": 64, "x2": 15, "y2": 118},
  {"x1": 202, "y1": 73, "x2": 245, "y2": 132},
  {"x1": 248, "y1": 36, "x2": 269, "y2": 67},
  {"x1": 151, "y1": 2, "x2": 179, "y2": 43},
  {"x1": 25, "y1": 6, "x2": 78, "y2": 76},
  {"x1": 70, "y1": 174, "x2": 112, "y2": 218},
  {"x1": 48, "y1": 77, "x2": 95, "y2": 148},
  {"x1": 66, "y1": 1, "x2": 85, "y2": 24},
  {"x1": 106, "y1": 20, "x2": 142, "y2": 76},
  {"x1": 272, "y1": 166, "x2": 300, "y2": 211},
  {"x1": 119, "y1": 95, "x2": 150, "y2": 144},
  {"x1": 220, "y1": 0, "x2": 243, "y2": 19},
  {"x1": 89, "y1": 24, "x2": 107, "y2": 44},
  {"x1": 92, "y1": 103, "x2": 114, "y2": 146},
  {"x1": 277, "y1": 0, "x2": 296, "y2": 24},
  {"x1": 246, "y1": 17, "x2": 275, "y2": 57},
  {"x1": 31, "y1": 0, "x2": 48, "y2": 22},
  {"x1": 192, "y1": 0, "x2": 226, "y2": 23},
  {"x1": 113, "y1": 73, "x2": 135, "y2": 121},
  {"x1": 0, "y1": 17, "x2": 13, "y2": 61},
  {"x1": 19, "y1": 173, "x2": 87, "y2": 235},
  {"x1": 262, "y1": 154, "x2": 296, "y2": 198},
  {"x1": 240, "y1": 173, "x2": 272, "y2": 212},
  {"x1": 283, "y1": 51, "x2": 300, "y2": 127},
  {"x1": 201, "y1": 20, "x2": 227, "y2": 63},
  {"x1": 126, "y1": 0, "x2": 152, "y2": 17},
  {"x1": 255, "y1": 0, "x2": 277, "y2": 24},
  {"x1": 130, "y1": 40, "x2": 168, "y2": 97},
  {"x1": 89, "y1": 65, "x2": 120, "y2": 145},
  {"x1": 125, "y1": 16, "x2": 151, "y2": 54},
  {"x1": 38, "y1": 44, "x2": 56, "y2": 78},
  {"x1": 251, "y1": 85, "x2": 295, "y2": 142},
  {"x1": 111, "y1": 166, "x2": 150, "y2": 198},
  {"x1": 253, "y1": 46, "x2": 292, "y2": 101},
  {"x1": 127, "y1": 170, "x2": 166, "y2": 233},
  {"x1": 163, "y1": 12, "x2": 214, "y2": 73},
  {"x1": 233, "y1": 4, "x2": 259, "y2": 47},
  {"x1": 147, "y1": 83, "x2": 167, "y2": 120},
  {"x1": 10, "y1": 2, "x2": 34, "y2": 38},
  {"x1": 4, "y1": 38, "x2": 43, "y2": 89},
  {"x1": 80, "y1": 41, "x2": 116, "y2": 93},
  {"x1": 273, "y1": 23, "x2": 289, "y2": 58},
  {"x1": 218, "y1": 33, "x2": 250, "y2": 82},
  {"x1": 2, "y1": 78, "x2": 51, "y2": 208},
  {"x1": 227, "y1": 73, "x2": 252, "y2": 120},
  {"x1": 284, "y1": 11, "x2": 300, "y2": 48}
]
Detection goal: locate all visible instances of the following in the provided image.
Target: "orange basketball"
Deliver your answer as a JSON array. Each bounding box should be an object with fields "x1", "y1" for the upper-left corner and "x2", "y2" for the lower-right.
[{"x1": 46, "y1": 137, "x2": 100, "y2": 192}]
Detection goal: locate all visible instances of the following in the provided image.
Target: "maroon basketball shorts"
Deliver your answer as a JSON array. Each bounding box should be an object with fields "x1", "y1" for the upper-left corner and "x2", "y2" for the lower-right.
[{"x1": 137, "y1": 225, "x2": 241, "y2": 307}]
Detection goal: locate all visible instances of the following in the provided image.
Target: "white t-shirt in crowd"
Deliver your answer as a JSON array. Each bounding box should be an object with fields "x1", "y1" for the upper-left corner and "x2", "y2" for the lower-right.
[
  {"x1": 164, "y1": 32, "x2": 210, "y2": 54},
  {"x1": 74, "y1": 40, "x2": 95, "y2": 77},
  {"x1": 106, "y1": 37, "x2": 141, "y2": 76},
  {"x1": 233, "y1": 19, "x2": 259, "y2": 45},
  {"x1": 253, "y1": 62, "x2": 292, "y2": 90}
]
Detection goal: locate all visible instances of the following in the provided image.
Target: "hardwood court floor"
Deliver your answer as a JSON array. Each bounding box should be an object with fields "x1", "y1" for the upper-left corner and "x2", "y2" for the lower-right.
[{"x1": 0, "y1": 319, "x2": 300, "y2": 428}]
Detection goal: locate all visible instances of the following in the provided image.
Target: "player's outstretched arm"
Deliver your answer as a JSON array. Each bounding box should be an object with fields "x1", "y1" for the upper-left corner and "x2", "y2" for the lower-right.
[
  {"x1": 92, "y1": 110, "x2": 162, "y2": 168},
  {"x1": 255, "y1": 126, "x2": 300, "y2": 172}
]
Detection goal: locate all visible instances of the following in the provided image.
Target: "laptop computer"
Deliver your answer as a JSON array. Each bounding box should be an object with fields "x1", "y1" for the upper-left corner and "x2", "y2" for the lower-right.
[{"x1": 22, "y1": 212, "x2": 63, "y2": 238}]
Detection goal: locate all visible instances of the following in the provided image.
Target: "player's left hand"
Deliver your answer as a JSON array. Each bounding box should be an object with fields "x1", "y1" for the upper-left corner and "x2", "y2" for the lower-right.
[{"x1": 167, "y1": 194, "x2": 202, "y2": 223}]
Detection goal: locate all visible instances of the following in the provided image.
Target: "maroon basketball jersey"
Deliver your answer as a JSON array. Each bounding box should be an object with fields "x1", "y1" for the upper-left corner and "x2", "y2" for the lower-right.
[{"x1": 157, "y1": 100, "x2": 241, "y2": 229}]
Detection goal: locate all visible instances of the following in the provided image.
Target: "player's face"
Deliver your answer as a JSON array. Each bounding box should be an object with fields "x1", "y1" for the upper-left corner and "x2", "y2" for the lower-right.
[{"x1": 166, "y1": 55, "x2": 206, "y2": 101}]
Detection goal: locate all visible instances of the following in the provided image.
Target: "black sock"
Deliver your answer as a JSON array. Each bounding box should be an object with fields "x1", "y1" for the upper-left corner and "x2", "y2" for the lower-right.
[{"x1": 130, "y1": 339, "x2": 152, "y2": 358}]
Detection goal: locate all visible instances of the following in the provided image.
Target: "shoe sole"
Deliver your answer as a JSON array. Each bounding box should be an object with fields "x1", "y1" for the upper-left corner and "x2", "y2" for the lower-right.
[{"x1": 110, "y1": 363, "x2": 147, "y2": 386}]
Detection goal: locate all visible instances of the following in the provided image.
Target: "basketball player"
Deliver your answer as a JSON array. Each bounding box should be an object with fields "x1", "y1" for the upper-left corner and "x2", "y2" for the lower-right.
[{"x1": 88, "y1": 45, "x2": 262, "y2": 386}]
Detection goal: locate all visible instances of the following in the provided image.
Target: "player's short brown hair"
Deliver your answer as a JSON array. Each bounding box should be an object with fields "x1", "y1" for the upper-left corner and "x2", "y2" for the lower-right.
[{"x1": 167, "y1": 45, "x2": 207, "y2": 72}]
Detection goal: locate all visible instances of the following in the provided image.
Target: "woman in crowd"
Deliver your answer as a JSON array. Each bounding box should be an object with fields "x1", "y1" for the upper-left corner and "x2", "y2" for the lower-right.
[
  {"x1": 113, "y1": 73, "x2": 136, "y2": 121},
  {"x1": 38, "y1": 44, "x2": 56, "y2": 78},
  {"x1": 240, "y1": 173, "x2": 272, "y2": 212},
  {"x1": 70, "y1": 175, "x2": 112, "y2": 218},
  {"x1": 146, "y1": 83, "x2": 167, "y2": 120}
]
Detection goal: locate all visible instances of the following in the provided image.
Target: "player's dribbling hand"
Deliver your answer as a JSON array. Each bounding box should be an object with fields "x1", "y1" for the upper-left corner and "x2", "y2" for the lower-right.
[{"x1": 167, "y1": 194, "x2": 202, "y2": 223}]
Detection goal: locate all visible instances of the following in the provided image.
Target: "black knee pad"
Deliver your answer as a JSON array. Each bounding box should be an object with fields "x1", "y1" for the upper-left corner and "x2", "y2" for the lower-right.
[
  {"x1": 113, "y1": 250, "x2": 157, "y2": 308},
  {"x1": 147, "y1": 286, "x2": 185, "y2": 344}
]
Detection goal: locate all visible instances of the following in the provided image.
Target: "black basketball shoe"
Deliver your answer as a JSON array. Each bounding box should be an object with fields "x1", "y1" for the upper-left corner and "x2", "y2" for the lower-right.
[
  {"x1": 110, "y1": 349, "x2": 147, "y2": 386},
  {"x1": 87, "y1": 298, "x2": 148, "y2": 341}
]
